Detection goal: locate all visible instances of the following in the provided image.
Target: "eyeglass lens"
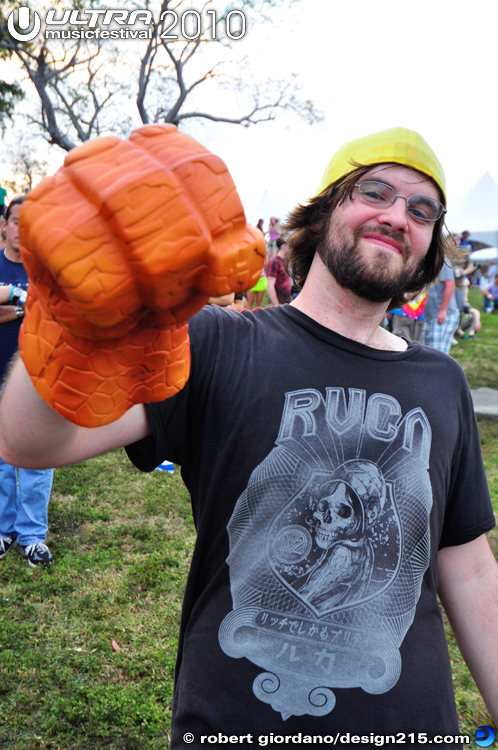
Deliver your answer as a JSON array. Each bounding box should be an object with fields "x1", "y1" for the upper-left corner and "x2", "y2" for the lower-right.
[{"x1": 356, "y1": 181, "x2": 443, "y2": 222}]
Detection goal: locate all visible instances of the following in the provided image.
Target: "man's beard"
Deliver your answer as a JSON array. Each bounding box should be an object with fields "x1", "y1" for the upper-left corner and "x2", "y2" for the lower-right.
[{"x1": 318, "y1": 223, "x2": 425, "y2": 304}]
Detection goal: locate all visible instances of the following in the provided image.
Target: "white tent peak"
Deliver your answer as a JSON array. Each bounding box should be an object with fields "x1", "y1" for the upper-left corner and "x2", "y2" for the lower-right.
[
  {"x1": 447, "y1": 171, "x2": 498, "y2": 238},
  {"x1": 247, "y1": 189, "x2": 290, "y2": 228}
]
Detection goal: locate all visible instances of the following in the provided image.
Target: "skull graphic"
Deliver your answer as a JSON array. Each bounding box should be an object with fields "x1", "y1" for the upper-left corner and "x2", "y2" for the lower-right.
[{"x1": 310, "y1": 482, "x2": 361, "y2": 549}]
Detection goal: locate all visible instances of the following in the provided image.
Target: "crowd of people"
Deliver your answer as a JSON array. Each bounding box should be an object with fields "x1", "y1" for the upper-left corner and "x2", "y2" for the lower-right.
[
  {"x1": 386, "y1": 228, "x2": 498, "y2": 353},
  {"x1": 211, "y1": 215, "x2": 294, "y2": 312},
  {"x1": 213, "y1": 219, "x2": 496, "y2": 360}
]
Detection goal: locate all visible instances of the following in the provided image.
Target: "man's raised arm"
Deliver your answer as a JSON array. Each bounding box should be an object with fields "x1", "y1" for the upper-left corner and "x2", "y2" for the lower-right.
[
  {"x1": 0, "y1": 125, "x2": 265, "y2": 471},
  {"x1": 0, "y1": 355, "x2": 150, "y2": 469}
]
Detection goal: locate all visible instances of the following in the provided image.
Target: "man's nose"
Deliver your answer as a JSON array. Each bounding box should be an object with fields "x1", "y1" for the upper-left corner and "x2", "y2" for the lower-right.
[{"x1": 375, "y1": 195, "x2": 409, "y2": 231}]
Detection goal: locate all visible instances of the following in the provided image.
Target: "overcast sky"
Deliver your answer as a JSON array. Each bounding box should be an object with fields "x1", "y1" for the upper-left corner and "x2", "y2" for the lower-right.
[
  {"x1": 198, "y1": 0, "x2": 498, "y2": 227},
  {"x1": 4, "y1": 0, "x2": 498, "y2": 230}
]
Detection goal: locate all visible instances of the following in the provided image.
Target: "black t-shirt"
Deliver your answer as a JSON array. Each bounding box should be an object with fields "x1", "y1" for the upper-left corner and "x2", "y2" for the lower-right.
[{"x1": 126, "y1": 304, "x2": 494, "y2": 747}]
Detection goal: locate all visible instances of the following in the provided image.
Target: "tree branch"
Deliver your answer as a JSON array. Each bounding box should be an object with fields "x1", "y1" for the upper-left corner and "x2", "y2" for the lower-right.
[
  {"x1": 137, "y1": 37, "x2": 159, "y2": 124},
  {"x1": 23, "y1": 47, "x2": 77, "y2": 150},
  {"x1": 1, "y1": 0, "x2": 321, "y2": 149}
]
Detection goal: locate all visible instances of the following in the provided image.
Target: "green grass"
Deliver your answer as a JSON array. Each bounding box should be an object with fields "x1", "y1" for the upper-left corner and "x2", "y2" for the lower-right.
[
  {"x1": 445, "y1": 417, "x2": 498, "y2": 734},
  {"x1": 450, "y1": 289, "x2": 498, "y2": 388},
  {"x1": 0, "y1": 455, "x2": 195, "y2": 749},
  {"x1": 439, "y1": 295, "x2": 498, "y2": 735},
  {"x1": 1, "y1": 298, "x2": 497, "y2": 748}
]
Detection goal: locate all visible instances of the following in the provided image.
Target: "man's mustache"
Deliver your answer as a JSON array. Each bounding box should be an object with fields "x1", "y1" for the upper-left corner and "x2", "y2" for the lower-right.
[{"x1": 355, "y1": 225, "x2": 409, "y2": 257}]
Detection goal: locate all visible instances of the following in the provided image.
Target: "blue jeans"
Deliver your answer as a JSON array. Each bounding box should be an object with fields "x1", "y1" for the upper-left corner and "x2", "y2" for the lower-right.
[{"x1": 0, "y1": 457, "x2": 53, "y2": 545}]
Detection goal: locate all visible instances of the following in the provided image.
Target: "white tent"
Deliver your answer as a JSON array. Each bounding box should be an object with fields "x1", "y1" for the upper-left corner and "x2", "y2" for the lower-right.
[
  {"x1": 446, "y1": 171, "x2": 498, "y2": 247},
  {"x1": 247, "y1": 189, "x2": 290, "y2": 229},
  {"x1": 469, "y1": 247, "x2": 498, "y2": 264}
]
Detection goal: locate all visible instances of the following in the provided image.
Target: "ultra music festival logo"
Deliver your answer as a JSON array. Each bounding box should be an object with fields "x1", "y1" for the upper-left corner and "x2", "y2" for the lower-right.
[
  {"x1": 7, "y1": 6, "x2": 247, "y2": 43},
  {"x1": 219, "y1": 387, "x2": 433, "y2": 718}
]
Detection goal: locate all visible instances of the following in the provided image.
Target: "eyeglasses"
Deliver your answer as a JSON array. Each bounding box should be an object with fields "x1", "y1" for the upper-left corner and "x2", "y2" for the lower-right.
[{"x1": 354, "y1": 180, "x2": 446, "y2": 222}]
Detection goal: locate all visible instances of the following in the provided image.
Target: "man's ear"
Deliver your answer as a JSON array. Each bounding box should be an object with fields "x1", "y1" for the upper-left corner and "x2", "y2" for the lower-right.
[{"x1": 309, "y1": 220, "x2": 324, "y2": 234}]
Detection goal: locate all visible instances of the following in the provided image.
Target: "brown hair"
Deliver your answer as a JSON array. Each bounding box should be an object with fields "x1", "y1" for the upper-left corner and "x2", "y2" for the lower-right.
[
  {"x1": 4, "y1": 195, "x2": 25, "y2": 222},
  {"x1": 283, "y1": 166, "x2": 457, "y2": 310}
]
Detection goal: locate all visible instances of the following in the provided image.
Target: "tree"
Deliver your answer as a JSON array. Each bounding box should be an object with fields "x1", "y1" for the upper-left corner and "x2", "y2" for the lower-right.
[
  {"x1": 0, "y1": 80, "x2": 24, "y2": 132},
  {"x1": 0, "y1": 19, "x2": 25, "y2": 132},
  {"x1": 5, "y1": 138, "x2": 48, "y2": 193},
  {"x1": 0, "y1": 1, "x2": 131, "y2": 150},
  {"x1": 0, "y1": 0, "x2": 321, "y2": 152},
  {"x1": 134, "y1": 0, "x2": 317, "y2": 128}
]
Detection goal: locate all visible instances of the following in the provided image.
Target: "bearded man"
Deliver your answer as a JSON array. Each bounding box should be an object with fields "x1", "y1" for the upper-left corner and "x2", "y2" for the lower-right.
[{"x1": 1, "y1": 127, "x2": 497, "y2": 746}]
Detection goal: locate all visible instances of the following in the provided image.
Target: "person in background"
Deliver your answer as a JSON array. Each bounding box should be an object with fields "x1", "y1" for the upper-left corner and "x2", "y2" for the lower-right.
[
  {"x1": 266, "y1": 236, "x2": 291, "y2": 306},
  {"x1": 452, "y1": 233, "x2": 476, "y2": 337},
  {"x1": 481, "y1": 262, "x2": 498, "y2": 307},
  {"x1": 246, "y1": 266, "x2": 267, "y2": 309},
  {"x1": 0, "y1": 196, "x2": 54, "y2": 567},
  {"x1": 459, "y1": 230, "x2": 474, "y2": 252},
  {"x1": 452, "y1": 234, "x2": 474, "y2": 313},
  {"x1": 483, "y1": 273, "x2": 498, "y2": 312},
  {"x1": 388, "y1": 290, "x2": 427, "y2": 343},
  {"x1": 266, "y1": 216, "x2": 281, "y2": 260},
  {"x1": 228, "y1": 292, "x2": 248, "y2": 312},
  {"x1": 208, "y1": 293, "x2": 236, "y2": 307},
  {"x1": 458, "y1": 302, "x2": 482, "y2": 339},
  {"x1": 0, "y1": 185, "x2": 7, "y2": 218},
  {"x1": 246, "y1": 222, "x2": 269, "y2": 309},
  {"x1": 423, "y1": 235, "x2": 459, "y2": 354}
]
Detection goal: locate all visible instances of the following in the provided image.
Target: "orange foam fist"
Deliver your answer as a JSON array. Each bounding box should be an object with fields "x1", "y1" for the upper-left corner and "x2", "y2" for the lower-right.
[{"x1": 18, "y1": 124, "x2": 265, "y2": 427}]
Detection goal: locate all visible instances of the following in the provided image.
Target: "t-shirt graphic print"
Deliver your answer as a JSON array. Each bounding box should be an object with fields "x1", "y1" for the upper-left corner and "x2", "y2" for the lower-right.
[{"x1": 219, "y1": 387, "x2": 432, "y2": 719}]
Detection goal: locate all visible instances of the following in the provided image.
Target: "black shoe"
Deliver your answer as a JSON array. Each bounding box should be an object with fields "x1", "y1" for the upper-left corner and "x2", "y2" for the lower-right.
[
  {"x1": 0, "y1": 535, "x2": 16, "y2": 560},
  {"x1": 16, "y1": 542, "x2": 54, "y2": 568}
]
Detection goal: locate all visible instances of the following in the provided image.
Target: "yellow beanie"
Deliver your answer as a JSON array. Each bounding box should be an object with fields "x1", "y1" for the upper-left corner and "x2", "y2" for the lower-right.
[{"x1": 315, "y1": 127, "x2": 446, "y2": 205}]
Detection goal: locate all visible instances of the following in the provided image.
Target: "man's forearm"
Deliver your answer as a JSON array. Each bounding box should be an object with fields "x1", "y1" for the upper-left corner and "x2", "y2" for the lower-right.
[
  {"x1": 0, "y1": 356, "x2": 151, "y2": 469},
  {"x1": 438, "y1": 536, "x2": 498, "y2": 723},
  {"x1": 0, "y1": 355, "x2": 81, "y2": 468}
]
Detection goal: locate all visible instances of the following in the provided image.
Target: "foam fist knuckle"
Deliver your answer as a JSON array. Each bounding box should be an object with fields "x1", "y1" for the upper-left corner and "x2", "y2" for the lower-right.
[{"x1": 18, "y1": 124, "x2": 265, "y2": 427}]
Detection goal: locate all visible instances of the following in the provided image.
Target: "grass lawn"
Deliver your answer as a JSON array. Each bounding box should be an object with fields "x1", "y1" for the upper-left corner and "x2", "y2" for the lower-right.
[
  {"x1": 0, "y1": 458, "x2": 195, "y2": 749},
  {"x1": 446, "y1": 416, "x2": 498, "y2": 732},
  {"x1": 450, "y1": 289, "x2": 498, "y2": 388},
  {"x1": 1, "y1": 297, "x2": 497, "y2": 748}
]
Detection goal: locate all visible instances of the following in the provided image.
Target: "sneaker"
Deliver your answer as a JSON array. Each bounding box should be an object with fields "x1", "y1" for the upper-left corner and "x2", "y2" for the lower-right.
[
  {"x1": 0, "y1": 535, "x2": 16, "y2": 560},
  {"x1": 16, "y1": 542, "x2": 54, "y2": 568}
]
